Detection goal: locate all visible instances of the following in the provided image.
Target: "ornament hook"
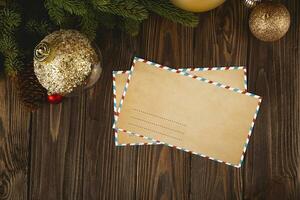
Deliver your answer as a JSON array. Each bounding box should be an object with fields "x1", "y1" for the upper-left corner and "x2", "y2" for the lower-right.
[{"x1": 34, "y1": 42, "x2": 50, "y2": 62}]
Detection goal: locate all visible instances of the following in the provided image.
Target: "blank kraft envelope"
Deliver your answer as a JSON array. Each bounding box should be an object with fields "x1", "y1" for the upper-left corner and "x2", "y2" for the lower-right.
[
  {"x1": 115, "y1": 58, "x2": 262, "y2": 167},
  {"x1": 113, "y1": 66, "x2": 247, "y2": 146}
]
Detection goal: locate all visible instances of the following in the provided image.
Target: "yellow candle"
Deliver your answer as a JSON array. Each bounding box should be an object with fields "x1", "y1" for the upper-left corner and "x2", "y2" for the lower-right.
[{"x1": 171, "y1": 0, "x2": 226, "y2": 12}]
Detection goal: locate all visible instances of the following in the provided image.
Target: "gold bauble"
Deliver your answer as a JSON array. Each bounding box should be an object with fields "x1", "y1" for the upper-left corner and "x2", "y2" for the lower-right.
[
  {"x1": 249, "y1": 2, "x2": 290, "y2": 42},
  {"x1": 171, "y1": 0, "x2": 225, "y2": 12},
  {"x1": 34, "y1": 29, "x2": 100, "y2": 95}
]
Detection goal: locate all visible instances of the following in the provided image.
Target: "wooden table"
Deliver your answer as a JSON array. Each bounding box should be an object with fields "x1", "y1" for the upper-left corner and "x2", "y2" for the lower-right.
[{"x1": 1, "y1": 1, "x2": 299, "y2": 199}]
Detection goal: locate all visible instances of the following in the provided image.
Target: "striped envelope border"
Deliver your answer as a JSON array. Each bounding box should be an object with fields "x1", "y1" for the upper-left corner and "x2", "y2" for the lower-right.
[{"x1": 113, "y1": 57, "x2": 261, "y2": 167}]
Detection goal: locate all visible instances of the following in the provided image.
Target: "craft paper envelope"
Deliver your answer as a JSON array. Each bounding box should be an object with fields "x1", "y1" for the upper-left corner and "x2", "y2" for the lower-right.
[
  {"x1": 113, "y1": 67, "x2": 247, "y2": 146},
  {"x1": 115, "y1": 58, "x2": 261, "y2": 167}
]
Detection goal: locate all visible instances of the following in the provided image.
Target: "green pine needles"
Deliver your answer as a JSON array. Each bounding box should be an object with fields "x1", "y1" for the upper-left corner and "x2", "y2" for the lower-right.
[
  {"x1": 0, "y1": 0, "x2": 199, "y2": 76},
  {"x1": 0, "y1": 8, "x2": 22, "y2": 76}
]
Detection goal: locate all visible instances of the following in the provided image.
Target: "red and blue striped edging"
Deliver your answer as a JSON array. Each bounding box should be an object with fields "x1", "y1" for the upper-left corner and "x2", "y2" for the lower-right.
[
  {"x1": 114, "y1": 57, "x2": 262, "y2": 168},
  {"x1": 113, "y1": 58, "x2": 262, "y2": 168},
  {"x1": 243, "y1": 67, "x2": 248, "y2": 91},
  {"x1": 112, "y1": 64, "x2": 248, "y2": 147},
  {"x1": 113, "y1": 57, "x2": 262, "y2": 168},
  {"x1": 132, "y1": 57, "x2": 259, "y2": 98},
  {"x1": 182, "y1": 66, "x2": 248, "y2": 91},
  {"x1": 112, "y1": 71, "x2": 119, "y2": 145}
]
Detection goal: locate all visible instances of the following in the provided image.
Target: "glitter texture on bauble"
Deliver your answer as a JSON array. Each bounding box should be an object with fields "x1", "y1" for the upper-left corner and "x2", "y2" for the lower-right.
[
  {"x1": 34, "y1": 29, "x2": 99, "y2": 95},
  {"x1": 249, "y1": 2, "x2": 290, "y2": 42}
]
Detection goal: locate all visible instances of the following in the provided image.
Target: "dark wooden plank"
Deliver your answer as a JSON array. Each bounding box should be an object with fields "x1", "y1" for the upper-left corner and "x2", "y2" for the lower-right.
[
  {"x1": 82, "y1": 15, "x2": 194, "y2": 199},
  {"x1": 244, "y1": 0, "x2": 300, "y2": 199},
  {"x1": 0, "y1": 79, "x2": 30, "y2": 200},
  {"x1": 82, "y1": 31, "x2": 138, "y2": 199},
  {"x1": 29, "y1": 97, "x2": 86, "y2": 199},
  {"x1": 133, "y1": 16, "x2": 194, "y2": 200},
  {"x1": 190, "y1": 1, "x2": 248, "y2": 199}
]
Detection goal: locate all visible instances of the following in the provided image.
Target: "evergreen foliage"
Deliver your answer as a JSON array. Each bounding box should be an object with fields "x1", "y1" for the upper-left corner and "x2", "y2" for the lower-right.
[
  {"x1": 0, "y1": 7, "x2": 22, "y2": 76},
  {"x1": 0, "y1": 0, "x2": 199, "y2": 76}
]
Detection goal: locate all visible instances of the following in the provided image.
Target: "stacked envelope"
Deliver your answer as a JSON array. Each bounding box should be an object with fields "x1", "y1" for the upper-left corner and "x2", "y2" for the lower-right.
[{"x1": 112, "y1": 57, "x2": 262, "y2": 168}]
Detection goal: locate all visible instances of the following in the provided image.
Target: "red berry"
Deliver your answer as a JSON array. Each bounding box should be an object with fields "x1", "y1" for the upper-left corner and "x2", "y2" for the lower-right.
[{"x1": 47, "y1": 94, "x2": 63, "y2": 104}]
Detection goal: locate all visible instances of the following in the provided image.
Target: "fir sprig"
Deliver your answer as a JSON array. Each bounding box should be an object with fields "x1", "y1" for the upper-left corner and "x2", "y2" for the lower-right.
[
  {"x1": 92, "y1": 0, "x2": 149, "y2": 21},
  {"x1": 0, "y1": 8, "x2": 21, "y2": 32},
  {"x1": 0, "y1": 35, "x2": 22, "y2": 75},
  {"x1": 0, "y1": 8, "x2": 22, "y2": 76},
  {"x1": 45, "y1": 0, "x2": 67, "y2": 25},
  {"x1": 52, "y1": 0, "x2": 87, "y2": 16},
  {"x1": 80, "y1": 8, "x2": 99, "y2": 40},
  {"x1": 26, "y1": 20, "x2": 54, "y2": 36}
]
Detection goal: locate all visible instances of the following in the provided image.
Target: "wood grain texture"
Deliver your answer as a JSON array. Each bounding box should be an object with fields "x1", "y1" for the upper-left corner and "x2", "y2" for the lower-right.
[
  {"x1": 0, "y1": 0, "x2": 299, "y2": 199},
  {"x1": 244, "y1": 0, "x2": 300, "y2": 199},
  {"x1": 134, "y1": 16, "x2": 193, "y2": 200},
  {"x1": 0, "y1": 79, "x2": 30, "y2": 200},
  {"x1": 190, "y1": 1, "x2": 247, "y2": 199},
  {"x1": 29, "y1": 98, "x2": 86, "y2": 200}
]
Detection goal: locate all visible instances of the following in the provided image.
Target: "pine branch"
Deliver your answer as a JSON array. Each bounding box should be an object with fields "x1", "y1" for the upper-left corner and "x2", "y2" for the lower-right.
[
  {"x1": 45, "y1": 0, "x2": 66, "y2": 25},
  {"x1": 140, "y1": 0, "x2": 199, "y2": 27},
  {"x1": 0, "y1": 8, "x2": 21, "y2": 33},
  {"x1": 0, "y1": 34, "x2": 17, "y2": 52},
  {"x1": 0, "y1": 7, "x2": 22, "y2": 76},
  {"x1": 4, "y1": 53, "x2": 22, "y2": 75},
  {"x1": 26, "y1": 20, "x2": 54, "y2": 36},
  {"x1": 52, "y1": 0, "x2": 87, "y2": 16},
  {"x1": 0, "y1": 35, "x2": 23, "y2": 75},
  {"x1": 80, "y1": 9, "x2": 99, "y2": 40},
  {"x1": 92, "y1": 0, "x2": 148, "y2": 21}
]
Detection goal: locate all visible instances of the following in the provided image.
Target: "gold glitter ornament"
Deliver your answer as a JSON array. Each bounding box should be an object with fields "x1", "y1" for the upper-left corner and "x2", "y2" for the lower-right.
[
  {"x1": 249, "y1": 2, "x2": 290, "y2": 42},
  {"x1": 34, "y1": 29, "x2": 101, "y2": 95}
]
